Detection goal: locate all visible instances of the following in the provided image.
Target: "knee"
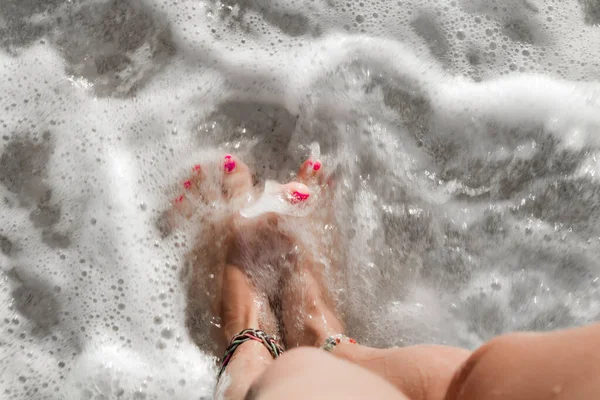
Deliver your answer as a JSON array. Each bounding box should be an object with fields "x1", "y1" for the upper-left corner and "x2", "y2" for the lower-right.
[
  {"x1": 261, "y1": 347, "x2": 323, "y2": 377},
  {"x1": 267, "y1": 347, "x2": 322, "y2": 373},
  {"x1": 245, "y1": 347, "x2": 327, "y2": 400},
  {"x1": 247, "y1": 347, "x2": 409, "y2": 400},
  {"x1": 444, "y1": 333, "x2": 536, "y2": 400}
]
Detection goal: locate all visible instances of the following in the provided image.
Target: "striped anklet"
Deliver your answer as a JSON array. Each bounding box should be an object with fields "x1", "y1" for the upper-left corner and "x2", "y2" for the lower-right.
[{"x1": 218, "y1": 329, "x2": 284, "y2": 379}]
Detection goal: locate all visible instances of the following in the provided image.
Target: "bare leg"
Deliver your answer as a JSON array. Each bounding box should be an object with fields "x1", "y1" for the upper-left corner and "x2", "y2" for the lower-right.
[
  {"x1": 281, "y1": 158, "x2": 470, "y2": 400},
  {"x1": 214, "y1": 264, "x2": 275, "y2": 400},
  {"x1": 183, "y1": 156, "x2": 600, "y2": 400},
  {"x1": 280, "y1": 158, "x2": 344, "y2": 348},
  {"x1": 173, "y1": 154, "x2": 283, "y2": 400},
  {"x1": 202, "y1": 156, "x2": 408, "y2": 400},
  {"x1": 281, "y1": 253, "x2": 469, "y2": 400},
  {"x1": 278, "y1": 158, "x2": 600, "y2": 400}
]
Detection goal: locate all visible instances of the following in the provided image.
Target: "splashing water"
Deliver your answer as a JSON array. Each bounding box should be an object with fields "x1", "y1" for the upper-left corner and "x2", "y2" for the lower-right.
[{"x1": 2, "y1": 0, "x2": 600, "y2": 398}]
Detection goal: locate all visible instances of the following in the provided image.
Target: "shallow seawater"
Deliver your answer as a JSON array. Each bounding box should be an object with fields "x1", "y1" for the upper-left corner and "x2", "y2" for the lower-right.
[{"x1": 2, "y1": 0, "x2": 600, "y2": 398}]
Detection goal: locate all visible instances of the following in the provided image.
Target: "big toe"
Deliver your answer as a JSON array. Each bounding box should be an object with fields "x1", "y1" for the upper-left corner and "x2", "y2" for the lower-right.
[{"x1": 222, "y1": 154, "x2": 254, "y2": 207}]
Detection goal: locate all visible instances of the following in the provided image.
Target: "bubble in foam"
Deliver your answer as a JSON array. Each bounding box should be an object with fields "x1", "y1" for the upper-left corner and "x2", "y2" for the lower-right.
[{"x1": 161, "y1": 327, "x2": 174, "y2": 339}]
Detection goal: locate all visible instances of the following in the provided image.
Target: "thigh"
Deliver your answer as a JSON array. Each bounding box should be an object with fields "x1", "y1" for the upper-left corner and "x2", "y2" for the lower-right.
[{"x1": 445, "y1": 323, "x2": 600, "y2": 400}]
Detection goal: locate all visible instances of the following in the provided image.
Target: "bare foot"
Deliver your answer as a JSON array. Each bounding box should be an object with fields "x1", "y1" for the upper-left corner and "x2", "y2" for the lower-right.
[{"x1": 280, "y1": 158, "x2": 345, "y2": 349}]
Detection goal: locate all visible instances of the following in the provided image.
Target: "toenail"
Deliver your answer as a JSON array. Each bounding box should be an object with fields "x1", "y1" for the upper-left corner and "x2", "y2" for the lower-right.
[
  {"x1": 313, "y1": 161, "x2": 321, "y2": 171},
  {"x1": 193, "y1": 164, "x2": 201, "y2": 172},
  {"x1": 224, "y1": 155, "x2": 236, "y2": 173},
  {"x1": 289, "y1": 190, "x2": 310, "y2": 204},
  {"x1": 183, "y1": 180, "x2": 192, "y2": 189},
  {"x1": 174, "y1": 195, "x2": 185, "y2": 204}
]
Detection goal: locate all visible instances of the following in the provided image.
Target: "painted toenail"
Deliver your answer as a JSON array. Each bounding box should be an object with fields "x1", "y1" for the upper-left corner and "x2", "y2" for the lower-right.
[
  {"x1": 183, "y1": 180, "x2": 192, "y2": 189},
  {"x1": 313, "y1": 161, "x2": 321, "y2": 171},
  {"x1": 289, "y1": 190, "x2": 310, "y2": 204},
  {"x1": 224, "y1": 155, "x2": 236, "y2": 173},
  {"x1": 193, "y1": 164, "x2": 201, "y2": 172},
  {"x1": 174, "y1": 195, "x2": 185, "y2": 204}
]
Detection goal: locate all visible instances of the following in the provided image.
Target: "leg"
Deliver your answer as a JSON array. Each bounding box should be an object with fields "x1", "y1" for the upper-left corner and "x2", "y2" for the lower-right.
[
  {"x1": 214, "y1": 264, "x2": 275, "y2": 400},
  {"x1": 247, "y1": 347, "x2": 410, "y2": 400},
  {"x1": 281, "y1": 158, "x2": 470, "y2": 400},
  {"x1": 214, "y1": 157, "x2": 280, "y2": 399},
  {"x1": 334, "y1": 344, "x2": 470, "y2": 400},
  {"x1": 176, "y1": 154, "x2": 283, "y2": 400},
  {"x1": 282, "y1": 280, "x2": 469, "y2": 400},
  {"x1": 445, "y1": 322, "x2": 600, "y2": 400}
]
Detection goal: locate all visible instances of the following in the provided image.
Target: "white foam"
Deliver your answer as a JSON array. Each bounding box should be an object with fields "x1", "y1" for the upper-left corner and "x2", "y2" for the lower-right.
[{"x1": 2, "y1": 0, "x2": 600, "y2": 397}]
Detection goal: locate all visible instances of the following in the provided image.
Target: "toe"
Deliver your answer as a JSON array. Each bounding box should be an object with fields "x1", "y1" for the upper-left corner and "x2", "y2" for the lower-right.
[
  {"x1": 163, "y1": 193, "x2": 195, "y2": 232},
  {"x1": 281, "y1": 182, "x2": 312, "y2": 205},
  {"x1": 222, "y1": 154, "x2": 254, "y2": 205},
  {"x1": 298, "y1": 158, "x2": 324, "y2": 184},
  {"x1": 169, "y1": 162, "x2": 215, "y2": 221},
  {"x1": 181, "y1": 163, "x2": 207, "y2": 198},
  {"x1": 167, "y1": 154, "x2": 254, "y2": 228}
]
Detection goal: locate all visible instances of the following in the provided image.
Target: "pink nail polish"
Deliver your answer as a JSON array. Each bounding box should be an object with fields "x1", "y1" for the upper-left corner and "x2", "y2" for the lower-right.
[
  {"x1": 313, "y1": 161, "x2": 321, "y2": 171},
  {"x1": 174, "y1": 195, "x2": 185, "y2": 204},
  {"x1": 224, "y1": 155, "x2": 236, "y2": 173},
  {"x1": 193, "y1": 164, "x2": 201, "y2": 172},
  {"x1": 290, "y1": 190, "x2": 310, "y2": 204},
  {"x1": 183, "y1": 180, "x2": 192, "y2": 189}
]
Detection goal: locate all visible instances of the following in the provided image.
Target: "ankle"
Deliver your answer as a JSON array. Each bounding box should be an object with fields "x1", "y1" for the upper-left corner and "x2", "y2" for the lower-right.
[
  {"x1": 221, "y1": 303, "x2": 260, "y2": 342},
  {"x1": 306, "y1": 298, "x2": 345, "y2": 346},
  {"x1": 282, "y1": 279, "x2": 345, "y2": 347},
  {"x1": 222, "y1": 315, "x2": 259, "y2": 343},
  {"x1": 216, "y1": 340, "x2": 273, "y2": 399},
  {"x1": 285, "y1": 304, "x2": 344, "y2": 348},
  {"x1": 219, "y1": 265, "x2": 261, "y2": 342}
]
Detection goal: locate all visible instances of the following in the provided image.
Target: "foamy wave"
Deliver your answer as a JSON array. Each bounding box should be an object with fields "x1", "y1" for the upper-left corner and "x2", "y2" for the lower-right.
[{"x1": 2, "y1": 0, "x2": 600, "y2": 398}]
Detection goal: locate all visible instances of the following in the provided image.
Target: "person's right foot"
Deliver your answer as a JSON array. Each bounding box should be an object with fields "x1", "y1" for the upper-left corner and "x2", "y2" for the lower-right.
[{"x1": 280, "y1": 158, "x2": 345, "y2": 349}]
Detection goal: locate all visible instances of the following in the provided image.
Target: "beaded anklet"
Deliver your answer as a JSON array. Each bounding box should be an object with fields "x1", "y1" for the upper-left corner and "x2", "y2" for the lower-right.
[{"x1": 322, "y1": 334, "x2": 357, "y2": 352}]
